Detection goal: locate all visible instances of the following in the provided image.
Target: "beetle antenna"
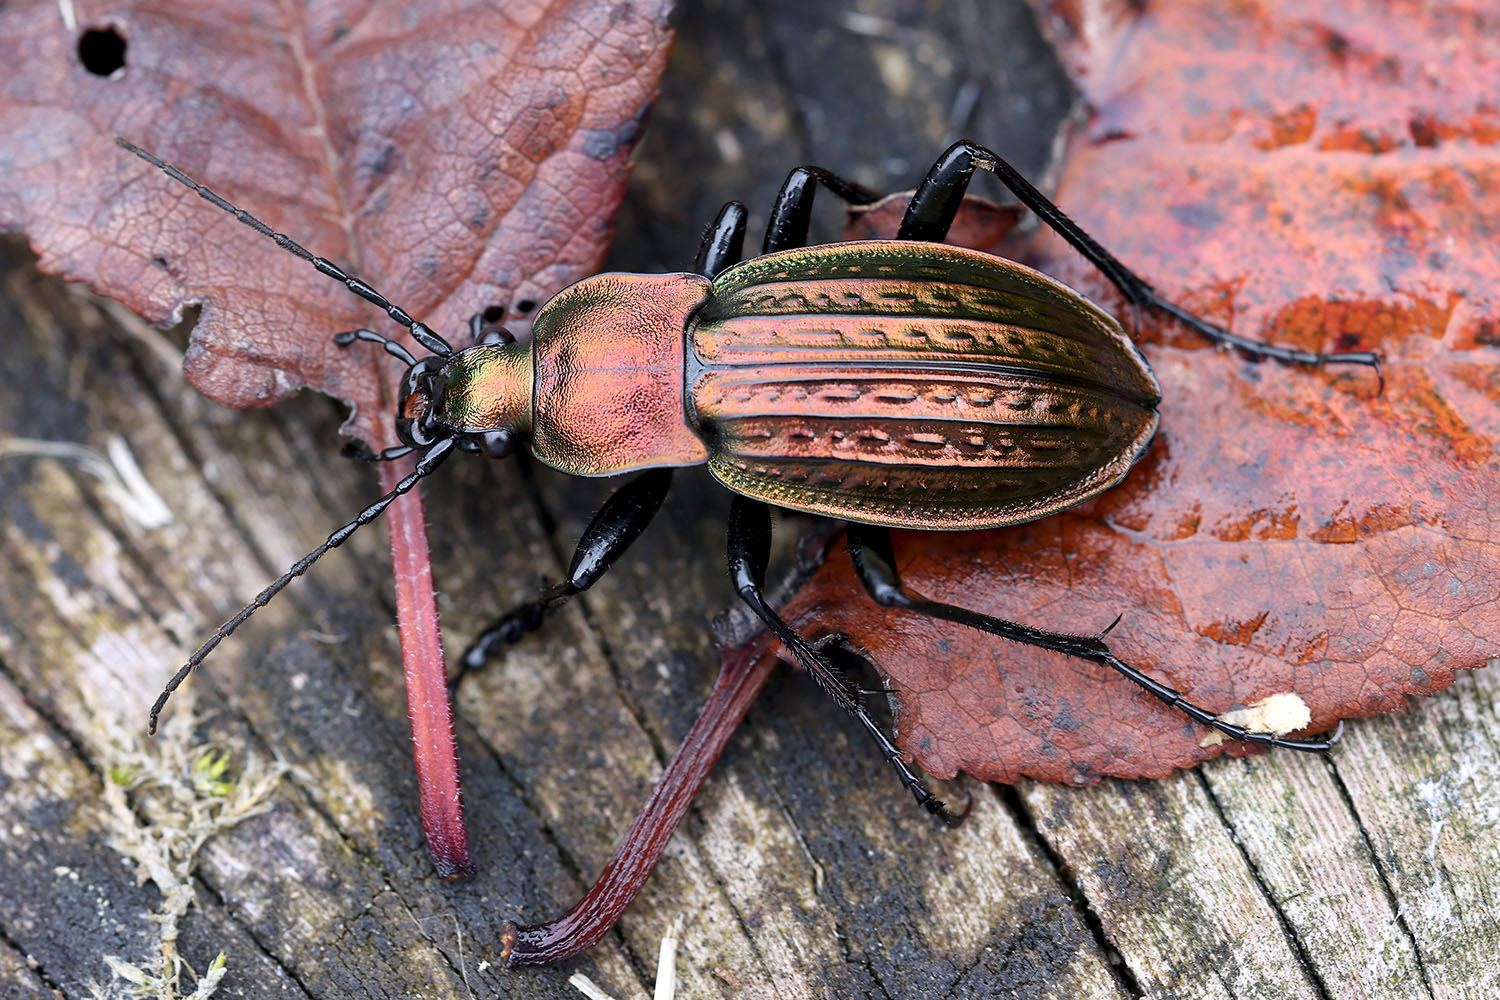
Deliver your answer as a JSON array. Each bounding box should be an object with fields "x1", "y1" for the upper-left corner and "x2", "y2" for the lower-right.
[
  {"x1": 114, "y1": 136, "x2": 454, "y2": 358},
  {"x1": 148, "y1": 437, "x2": 458, "y2": 734}
]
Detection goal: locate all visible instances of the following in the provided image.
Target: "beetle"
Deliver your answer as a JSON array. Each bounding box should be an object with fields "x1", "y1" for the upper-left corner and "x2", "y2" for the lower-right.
[{"x1": 121, "y1": 138, "x2": 1371, "y2": 821}]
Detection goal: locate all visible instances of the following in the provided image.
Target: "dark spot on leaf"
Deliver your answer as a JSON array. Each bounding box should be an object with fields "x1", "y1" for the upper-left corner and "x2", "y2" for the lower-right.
[
  {"x1": 1409, "y1": 114, "x2": 1439, "y2": 148},
  {"x1": 78, "y1": 26, "x2": 127, "y2": 76},
  {"x1": 1475, "y1": 319, "x2": 1500, "y2": 346},
  {"x1": 580, "y1": 129, "x2": 621, "y2": 162},
  {"x1": 152, "y1": 255, "x2": 169, "y2": 270},
  {"x1": 482, "y1": 305, "x2": 505, "y2": 323},
  {"x1": 514, "y1": 298, "x2": 537, "y2": 315},
  {"x1": 617, "y1": 106, "x2": 650, "y2": 148},
  {"x1": 1167, "y1": 200, "x2": 1223, "y2": 231},
  {"x1": 356, "y1": 143, "x2": 398, "y2": 190},
  {"x1": 1324, "y1": 29, "x2": 1350, "y2": 60}
]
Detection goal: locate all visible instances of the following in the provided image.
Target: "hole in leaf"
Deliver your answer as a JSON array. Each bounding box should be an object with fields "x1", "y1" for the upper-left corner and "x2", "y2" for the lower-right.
[
  {"x1": 482, "y1": 305, "x2": 506, "y2": 323},
  {"x1": 78, "y1": 26, "x2": 127, "y2": 77},
  {"x1": 515, "y1": 299, "x2": 537, "y2": 315}
]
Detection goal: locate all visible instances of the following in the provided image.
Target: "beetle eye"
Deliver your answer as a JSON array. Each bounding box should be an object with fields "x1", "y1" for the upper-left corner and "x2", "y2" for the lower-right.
[
  {"x1": 478, "y1": 328, "x2": 515, "y2": 347},
  {"x1": 477, "y1": 430, "x2": 515, "y2": 459}
]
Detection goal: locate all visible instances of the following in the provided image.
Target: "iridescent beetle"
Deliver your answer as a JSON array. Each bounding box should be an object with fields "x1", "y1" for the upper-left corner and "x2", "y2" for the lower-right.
[{"x1": 124, "y1": 139, "x2": 1371, "y2": 822}]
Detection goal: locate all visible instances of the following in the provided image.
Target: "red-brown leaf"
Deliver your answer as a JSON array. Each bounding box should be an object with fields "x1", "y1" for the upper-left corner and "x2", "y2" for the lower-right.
[
  {"x1": 0, "y1": 0, "x2": 671, "y2": 446},
  {"x1": 765, "y1": 0, "x2": 1500, "y2": 784}
]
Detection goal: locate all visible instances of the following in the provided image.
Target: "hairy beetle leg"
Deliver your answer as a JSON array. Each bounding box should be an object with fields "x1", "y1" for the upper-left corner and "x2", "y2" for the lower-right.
[
  {"x1": 729, "y1": 497, "x2": 965, "y2": 826},
  {"x1": 847, "y1": 523, "x2": 1343, "y2": 753},
  {"x1": 901, "y1": 140, "x2": 1382, "y2": 381}
]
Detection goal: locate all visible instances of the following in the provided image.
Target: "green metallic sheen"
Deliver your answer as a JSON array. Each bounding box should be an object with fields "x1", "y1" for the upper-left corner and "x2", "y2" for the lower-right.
[{"x1": 687, "y1": 240, "x2": 1161, "y2": 529}]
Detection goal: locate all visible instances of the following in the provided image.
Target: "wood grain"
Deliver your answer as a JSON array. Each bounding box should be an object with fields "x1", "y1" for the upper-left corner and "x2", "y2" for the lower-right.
[{"x1": 1, "y1": 1, "x2": 1493, "y2": 998}]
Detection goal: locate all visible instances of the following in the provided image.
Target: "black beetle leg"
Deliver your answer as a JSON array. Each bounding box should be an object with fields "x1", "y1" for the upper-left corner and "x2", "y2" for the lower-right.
[
  {"x1": 899, "y1": 140, "x2": 1380, "y2": 376},
  {"x1": 846, "y1": 523, "x2": 1343, "y2": 753},
  {"x1": 696, "y1": 201, "x2": 748, "y2": 278},
  {"x1": 728, "y1": 497, "x2": 966, "y2": 826},
  {"x1": 453, "y1": 468, "x2": 674, "y2": 687},
  {"x1": 764, "y1": 166, "x2": 882, "y2": 254}
]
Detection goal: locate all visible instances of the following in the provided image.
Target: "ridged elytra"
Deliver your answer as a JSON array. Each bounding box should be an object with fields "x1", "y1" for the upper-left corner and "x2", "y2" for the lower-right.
[{"x1": 117, "y1": 137, "x2": 1376, "y2": 965}]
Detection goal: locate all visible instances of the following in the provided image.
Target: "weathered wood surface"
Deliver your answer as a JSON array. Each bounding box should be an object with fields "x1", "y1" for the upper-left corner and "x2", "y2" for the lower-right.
[{"x1": 2, "y1": 2, "x2": 1497, "y2": 998}]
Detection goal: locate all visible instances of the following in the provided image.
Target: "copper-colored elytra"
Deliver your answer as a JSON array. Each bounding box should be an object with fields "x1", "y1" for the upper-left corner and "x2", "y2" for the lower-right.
[{"x1": 439, "y1": 240, "x2": 1160, "y2": 529}]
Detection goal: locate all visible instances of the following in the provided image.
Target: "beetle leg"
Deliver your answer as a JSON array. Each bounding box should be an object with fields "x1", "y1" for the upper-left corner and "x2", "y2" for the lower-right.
[
  {"x1": 728, "y1": 497, "x2": 966, "y2": 826},
  {"x1": 696, "y1": 201, "x2": 748, "y2": 278},
  {"x1": 846, "y1": 522, "x2": 1344, "y2": 753},
  {"x1": 764, "y1": 166, "x2": 881, "y2": 253},
  {"x1": 899, "y1": 140, "x2": 1380, "y2": 376},
  {"x1": 453, "y1": 468, "x2": 674, "y2": 686}
]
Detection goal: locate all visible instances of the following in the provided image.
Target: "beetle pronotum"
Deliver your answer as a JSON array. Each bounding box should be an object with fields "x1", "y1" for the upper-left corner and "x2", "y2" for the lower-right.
[{"x1": 121, "y1": 136, "x2": 1369, "y2": 824}]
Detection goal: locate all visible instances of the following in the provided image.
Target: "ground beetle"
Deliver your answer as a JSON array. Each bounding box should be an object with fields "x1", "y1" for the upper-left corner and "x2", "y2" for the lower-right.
[{"x1": 122, "y1": 138, "x2": 1371, "y2": 822}]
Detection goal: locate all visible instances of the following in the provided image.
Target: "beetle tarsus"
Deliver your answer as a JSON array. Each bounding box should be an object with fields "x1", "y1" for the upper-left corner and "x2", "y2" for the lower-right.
[
  {"x1": 1149, "y1": 296, "x2": 1383, "y2": 380},
  {"x1": 452, "y1": 590, "x2": 559, "y2": 688},
  {"x1": 845, "y1": 523, "x2": 1344, "y2": 757},
  {"x1": 453, "y1": 469, "x2": 675, "y2": 687}
]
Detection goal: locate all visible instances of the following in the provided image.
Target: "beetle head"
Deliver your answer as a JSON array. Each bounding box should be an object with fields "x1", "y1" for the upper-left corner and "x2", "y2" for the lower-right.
[
  {"x1": 392, "y1": 334, "x2": 530, "y2": 460},
  {"x1": 395, "y1": 356, "x2": 446, "y2": 448}
]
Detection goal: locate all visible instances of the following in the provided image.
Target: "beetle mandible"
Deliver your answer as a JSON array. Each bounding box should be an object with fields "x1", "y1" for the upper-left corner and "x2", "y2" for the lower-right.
[{"x1": 122, "y1": 138, "x2": 1372, "y2": 821}]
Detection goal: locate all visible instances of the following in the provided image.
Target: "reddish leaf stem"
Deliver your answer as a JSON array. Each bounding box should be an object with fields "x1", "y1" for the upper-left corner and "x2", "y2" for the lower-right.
[
  {"x1": 501, "y1": 640, "x2": 780, "y2": 966},
  {"x1": 380, "y1": 459, "x2": 473, "y2": 878}
]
